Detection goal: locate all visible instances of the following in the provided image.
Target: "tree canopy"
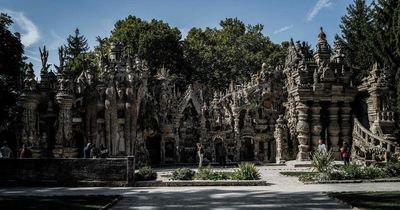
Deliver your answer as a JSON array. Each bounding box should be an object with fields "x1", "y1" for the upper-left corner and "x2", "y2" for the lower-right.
[
  {"x1": 183, "y1": 18, "x2": 285, "y2": 90},
  {"x1": 340, "y1": 0, "x2": 374, "y2": 85},
  {"x1": 64, "y1": 28, "x2": 90, "y2": 79},
  {"x1": 111, "y1": 16, "x2": 184, "y2": 78},
  {"x1": 0, "y1": 13, "x2": 24, "y2": 132}
]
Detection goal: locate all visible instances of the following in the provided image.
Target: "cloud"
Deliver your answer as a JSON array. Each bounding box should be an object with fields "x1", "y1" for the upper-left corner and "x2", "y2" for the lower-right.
[
  {"x1": 306, "y1": 0, "x2": 333, "y2": 22},
  {"x1": 48, "y1": 30, "x2": 64, "y2": 50},
  {"x1": 0, "y1": 9, "x2": 40, "y2": 47},
  {"x1": 273, "y1": 25, "x2": 294, "y2": 34}
]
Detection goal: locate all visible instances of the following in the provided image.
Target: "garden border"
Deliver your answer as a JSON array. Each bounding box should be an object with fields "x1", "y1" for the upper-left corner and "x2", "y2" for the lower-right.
[{"x1": 135, "y1": 180, "x2": 269, "y2": 187}]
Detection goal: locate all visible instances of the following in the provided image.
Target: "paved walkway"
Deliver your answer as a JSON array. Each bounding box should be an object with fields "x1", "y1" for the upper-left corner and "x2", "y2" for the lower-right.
[{"x1": 1, "y1": 165, "x2": 399, "y2": 209}]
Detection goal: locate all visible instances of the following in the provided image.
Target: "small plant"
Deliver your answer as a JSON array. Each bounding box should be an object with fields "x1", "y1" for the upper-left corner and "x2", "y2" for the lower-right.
[
  {"x1": 386, "y1": 162, "x2": 400, "y2": 177},
  {"x1": 232, "y1": 162, "x2": 260, "y2": 180},
  {"x1": 299, "y1": 173, "x2": 316, "y2": 182},
  {"x1": 135, "y1": 166, "x2": 157, "y2": 181},
  {"x1": 171, "y1": 168, "x2": 195, "y2": 180},
  {"x1": 195, "y1": 166, "x2": 214, "y2": 180},
  {"x1": 311, "y1": 150, "x2": 334, "y2": 173},
  {"x1": 341, "y1": 164, "x2": 364, "y2": 179},
  {"x1": 362, "y1": 165, "x2": 386, "y2": 179},
  {"x1": 195, "y1": 166, "x2": 231, "y2": 180}
]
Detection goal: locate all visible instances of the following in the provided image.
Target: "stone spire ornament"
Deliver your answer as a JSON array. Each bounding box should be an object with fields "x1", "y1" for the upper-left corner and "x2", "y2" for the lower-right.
[{"x1": 314, "y1": 27, "x2": 331, "y2": 63}]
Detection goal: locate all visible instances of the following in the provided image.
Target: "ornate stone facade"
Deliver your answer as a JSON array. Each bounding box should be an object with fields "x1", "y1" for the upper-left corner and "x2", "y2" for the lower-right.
[{"x1": 18, "y1": 28, "x2": 399, "y2": 164}]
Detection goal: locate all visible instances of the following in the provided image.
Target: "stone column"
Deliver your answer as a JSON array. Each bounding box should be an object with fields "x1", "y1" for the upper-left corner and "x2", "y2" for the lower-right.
[
  {"x1": 21, "y1": 93, "x2": 40, "y2": 156},
  {"x1": 254, "y1": 138, "x2": 259, "y2": 161},
  {"x1": 296, "y1": 102, "x2": 310, "y2": 161},
  {"x1": 54, "y1": 92, "x2": 78, "y2": 158},
  {"x1": 310, "y1": 106, "x2": 322, "y2": 149},
  {"x1": 341, "y1": 103, "x2": 352, "y2": 144},
  {"x1": 328, "y1": 103, "x2": 341, "y2": 159},
  {"x1": 233, "y1": 112, "x2": 241, "y2": 162}
]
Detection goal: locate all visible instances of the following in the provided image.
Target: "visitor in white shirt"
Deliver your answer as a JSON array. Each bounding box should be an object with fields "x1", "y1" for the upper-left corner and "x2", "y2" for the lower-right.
[{"x1": 317, "y1": 139, "x2": 327, "y2": 153}]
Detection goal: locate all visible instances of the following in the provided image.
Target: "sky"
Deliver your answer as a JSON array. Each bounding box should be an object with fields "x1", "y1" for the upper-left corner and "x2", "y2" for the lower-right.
[{"x1": 1, "y1": 0, "x2": 355, "y2": 77}]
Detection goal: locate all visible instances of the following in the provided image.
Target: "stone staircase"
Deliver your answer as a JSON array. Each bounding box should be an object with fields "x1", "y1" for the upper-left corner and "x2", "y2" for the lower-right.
[{"x1": 352, "y1": 117, "x2": 400, "y2": 163}]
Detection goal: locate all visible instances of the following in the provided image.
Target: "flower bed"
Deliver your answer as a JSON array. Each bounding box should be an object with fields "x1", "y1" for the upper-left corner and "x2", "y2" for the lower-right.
[{"x1": 298, "y1": 150, "x2": 400, "y2": 183}]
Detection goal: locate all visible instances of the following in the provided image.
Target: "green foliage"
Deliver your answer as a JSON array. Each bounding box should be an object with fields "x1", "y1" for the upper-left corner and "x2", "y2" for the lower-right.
[
  {"x1": 299, "y1": 173, "x2": 316, "y2": 182},
  {"x1": 311, "y1": 150, "x2": 334, "y2": 173},
  {"x1": 0, "y1": 13, "x2": 24, "y2": 133},
  {"x1": 64, "y1": 28, "x2": 91, "y2": 79},
  {"x1": 183, "y1": 18, "x2": 285, "y2": 91},
  {"x1": 280, "y1": 171, "x2": 317, "y2": 177},
  {"x1": 370, "y1": 0, "x2": 400, "y2": 111},
  {"x1": 171, "y1": 168, "x2": 195, "y2": 180},
  {"x1": 65, "y1": 28, "x2": 89, "y2": 60},
  {"x1": 328, "y1": 165, "x2": 387, "y2": 180},
  {"x1": 135, "y1": 166, "x2": 157, "y2": 181},
  {"x1": 340, "y1": 0, "x2": 375, "y2": 85},
  {"x1": 111, "y1": 16, "x2": 184, "y2": 79},
  {"x1": 385, "y1": 162, "x2": 400, "y2": 177},
  {"x1": 195, "y1": 166, "x2": 231, "y2": 180},
  {"x1": 231, "y1": 162, "x2": 260, "y2": 180}
]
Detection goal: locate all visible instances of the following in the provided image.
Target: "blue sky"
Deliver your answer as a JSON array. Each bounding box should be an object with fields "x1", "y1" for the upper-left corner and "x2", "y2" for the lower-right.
[{"x1": 1, "y1": 0, "x2": 355, "y2": 76}]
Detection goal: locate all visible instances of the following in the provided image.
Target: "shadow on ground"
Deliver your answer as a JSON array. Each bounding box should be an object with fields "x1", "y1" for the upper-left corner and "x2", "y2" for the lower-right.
[{"x1": 113, "y1": 188, "x2": 349, "y2": 210}]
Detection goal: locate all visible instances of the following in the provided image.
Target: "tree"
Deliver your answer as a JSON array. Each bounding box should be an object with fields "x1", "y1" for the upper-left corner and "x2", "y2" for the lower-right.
[
  {"x1": 340, "y1": 0, "x2": 374, "y2": 85},
  {"x1": 183, "y1": 18, "x2": 283, "y2": 91},
  {"x1": 370, "y1": 0, "x2": 400, "y2": 111},
  {"x1": 111, "y1": 16, "x2": 184, "y2": 78},
  {"x1": 65, "y1": 28, "x2": 89, "y2": 59},
  {"x1": 0, "y1": 13, "x2": 24, "y2": 144},
  {"x1": 64, "y1": 28, "x2": 90, "y2": 79}
]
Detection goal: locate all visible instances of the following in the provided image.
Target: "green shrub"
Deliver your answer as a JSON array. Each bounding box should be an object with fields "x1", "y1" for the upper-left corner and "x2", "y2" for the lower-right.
[
  {"x1": 171, "y1": 168, "x2": 195, "y2": 180},
  {"x1": 311, "y1": 150, "x2": 334, "y2": 173},
  {"x1": 327, "y1": 165, "x2": 387, "y2": 180},
  {"x1": 135, "y1": 166, "x2": 157, "y2": 181},
  {"x1": 340, "y1": 164, "x2": 364, "y2": 179},
  {"x1": 210, "y1": 172, "x2": 230, "y2": 180},
  {"x1": 195, "y1": 166, "x2": 214, "y2": 180},
  {"x1": 195, "y1": 166, "x2": 230, "y2": 180},
  {"x1": 362, "y1": 166, "x2": 386, "y2": 179},
  {"x1": 299, "y1": 173, "x2": 316, "y2": 182},
  {"x1": 232, "y1": 162, "x2": 260, "y2": 180},
  {"x1": 386, "y1": 163, "x2": 400, "y2": 177}
]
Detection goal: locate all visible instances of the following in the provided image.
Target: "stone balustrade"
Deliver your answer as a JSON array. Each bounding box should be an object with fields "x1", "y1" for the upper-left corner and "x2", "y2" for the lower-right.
[
  {"x1": 377, "y1": 111, "x2": 395, "y2": 122},
  {"x1": 353, "y1": 117, "x2": 399, "y2": 156}
]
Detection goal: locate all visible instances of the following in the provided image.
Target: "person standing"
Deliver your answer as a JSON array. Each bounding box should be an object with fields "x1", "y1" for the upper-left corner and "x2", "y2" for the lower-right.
[
  {"x1": 340, "y1": 142, "x2": 351, "y2": 165},
  {"x1": 217, "y1": 144, "x2": 226, "y2": 167},
  {"x1": 317, "y1": 139, "x2": 327, "y2": 153},
  {"x1": 197, "y1": 143, "x2": 204, "y2": 168},
  {"x1": 91, "y1": 144, "x2": 100, "y2": 158},
  {"x1": 19, "y1": 144, "x2": 32, "y2": 158},
  {"x1": 83, "y1": 143, "x2": 91, "y2": 158},
  {"x1": 1, "y1": 141, "x2": 12, "y2": 158},
  {"x1": 100, "y1": 144, "x2": 108, "y2": 158}
]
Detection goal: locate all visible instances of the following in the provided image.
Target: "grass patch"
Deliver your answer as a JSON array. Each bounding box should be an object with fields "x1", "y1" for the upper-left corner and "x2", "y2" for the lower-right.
[
  {"x1": 280, "y1": 171, "x2": 316, "y2": 177},
  {"x1": 329, "y1": 191, "x2": 400, "y2": 210},
  {"x1": 0, "y1": 195, "x2": 119, "y2": 210}
]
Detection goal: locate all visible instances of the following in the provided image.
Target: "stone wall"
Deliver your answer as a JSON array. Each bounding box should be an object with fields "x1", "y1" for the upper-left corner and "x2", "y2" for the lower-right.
[{"x1": 0, "y1": 157, "x2": 135, "y2": 186}]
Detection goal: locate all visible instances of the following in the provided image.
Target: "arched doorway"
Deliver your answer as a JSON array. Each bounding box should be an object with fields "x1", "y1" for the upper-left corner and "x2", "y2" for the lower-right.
[
  {"x1": 214, "y1": 137, "x2": 224, "y2": 163},
  {"x1": 178, "y1": 100, "x2": 201, "y2": 163},
  {"x1": 244, "y1": 137, "x2": 255, "y2": 161},
  {"x1": 145, "y1": 135, "x2": 161, "y2": 165}
]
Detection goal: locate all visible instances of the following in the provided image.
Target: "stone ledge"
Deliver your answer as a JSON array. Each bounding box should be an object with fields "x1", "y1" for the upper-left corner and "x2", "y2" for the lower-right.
[
  {"x1": 0, "y1": 180, "x2": 128, "y2": 187},
  {"x1": 135, "y1": 180, "x2": 269, "y2": 187},
  {"x1": 303, "y1": 178, "x2": 400, "y2": 184}
]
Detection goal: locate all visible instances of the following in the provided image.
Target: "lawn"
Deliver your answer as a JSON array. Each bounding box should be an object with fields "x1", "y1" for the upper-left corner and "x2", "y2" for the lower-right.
[
  {"x1": 280, "y1": 171, "x2": 316, "y2": 177},
  {"x1": 329, "y1": 191, "x2": 400, "y2": 210},
  {"x1": 0, "y1": 195, "x2": 119, "y2": 210}
]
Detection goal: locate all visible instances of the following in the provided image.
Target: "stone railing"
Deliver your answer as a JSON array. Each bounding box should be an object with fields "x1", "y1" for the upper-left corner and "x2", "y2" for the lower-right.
[
  {"x1": 377, "y1": 111, "x2": 395, "y2": 122},
  {"x1": 352, "y1": 117, "x2": 399, "y2": 162}
]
